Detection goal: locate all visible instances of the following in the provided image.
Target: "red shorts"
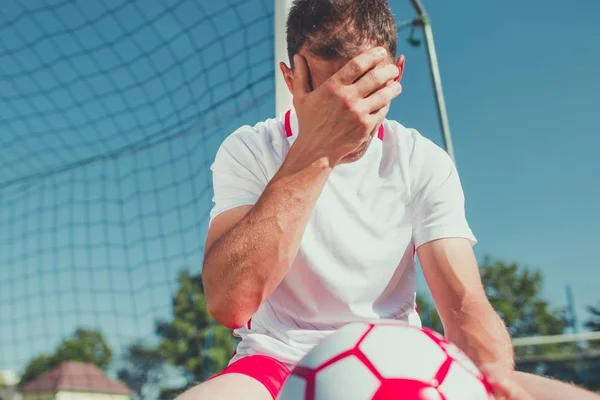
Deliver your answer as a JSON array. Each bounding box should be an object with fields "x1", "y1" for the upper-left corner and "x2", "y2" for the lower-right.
[{"x1": 210, "y1": 355, "x2": 290, "y2": 399}]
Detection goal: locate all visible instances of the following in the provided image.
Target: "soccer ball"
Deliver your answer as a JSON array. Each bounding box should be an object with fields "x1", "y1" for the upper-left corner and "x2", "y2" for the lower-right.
[{"x1": 279, "y1": 321, "x2": 493, "y2": 400}]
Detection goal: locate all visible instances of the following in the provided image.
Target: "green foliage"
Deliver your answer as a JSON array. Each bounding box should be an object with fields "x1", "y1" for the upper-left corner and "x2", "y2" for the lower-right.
[
  {"x1": 20, "y1": 354, "x2": 54, "y2": 386},
  {"x1": 159, "y1": 386, "x2": 187, "y2": 399},
  {"x1": 479, "y1": 257, "x2": 567, "y2": 337},
  {"x1": 417, "y1": 257, "x2": 566, "y2": 339},
  {"x1": 53, "y1": 328, "x2": 112, "y2": 369},
  {"x1": 117, "y1": 270, "x2": 238, "y2": 395},
  {"x1": 19, "y1": 329, "x2": 112, "y2": 386},
  {"x1": 416, "y1": 294, "x2": 444, "y2": 334},
  {"x1": 117, "y1": 344, "x2": 164, "y2": 399},
  {"x1": 155, "y1": 270, "x2": 237, "y2": 384},
  {"x1": 584, "y1": 303, "x2": 600, "y2": 332}
]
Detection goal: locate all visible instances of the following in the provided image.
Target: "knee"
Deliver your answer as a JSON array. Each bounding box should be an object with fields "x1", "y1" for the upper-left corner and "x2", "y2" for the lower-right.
[{"x1": 175, "y1": 384, "x2": 203, "y2": 400}]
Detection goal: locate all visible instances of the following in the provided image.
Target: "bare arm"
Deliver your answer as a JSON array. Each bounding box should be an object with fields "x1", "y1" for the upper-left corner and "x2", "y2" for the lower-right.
[
  {"x1": 482, "y1": 364, "x2": 600, "y2": 400},
  {"x1": 419, "y1": 242, "x2": 600, "y2": 400},
  {"x1": 411, "y1": 142, "x2": 599, "y2": 400},
  {"x1": 514, "y1": 371, "x2": 600, "y2": 400},
  {"x1": 203, "y1": 48, "x2": 402, "y2": 328},
  {"x1": 418, "y1": 238, "x2": 514, "y2": 372},
  {"x1": 203, "y1": 151, "x2": 332, "y2": 328},
  {"x1": 409, "y1": 136, "x2": 513, "y2": 371}
]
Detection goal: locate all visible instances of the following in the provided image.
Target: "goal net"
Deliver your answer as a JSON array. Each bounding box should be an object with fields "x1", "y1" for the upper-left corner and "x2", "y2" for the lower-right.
[{"x1": 0, "y1": 0, "x2": 273, "y2": 395}]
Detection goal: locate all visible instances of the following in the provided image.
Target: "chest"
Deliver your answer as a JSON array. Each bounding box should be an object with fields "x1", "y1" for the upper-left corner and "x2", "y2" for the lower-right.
[
  {"x1": 265, "y1": 134, "x2": 413, "y2": 263},
  {"x1": 304, "y1": 156, "x2": 413, "y2": 265}
]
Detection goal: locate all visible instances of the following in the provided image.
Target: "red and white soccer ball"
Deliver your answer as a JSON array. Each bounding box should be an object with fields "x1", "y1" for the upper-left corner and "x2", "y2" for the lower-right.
[{"x1": 279, "y1": 321, "x2": 493, "y2": 400}]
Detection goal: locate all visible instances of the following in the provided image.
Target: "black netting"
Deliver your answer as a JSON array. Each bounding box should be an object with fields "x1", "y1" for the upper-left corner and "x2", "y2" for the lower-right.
[{"x1": 0, "y1": 1, "x2": 273, "y2": 397}]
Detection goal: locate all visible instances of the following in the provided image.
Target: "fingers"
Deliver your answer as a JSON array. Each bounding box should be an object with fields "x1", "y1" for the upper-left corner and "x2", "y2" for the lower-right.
[
  {"x1": 364, "y1": 104, "x2": 390, "y2": 130},
  {"x1": 354, "y1": 64, "x2": 400, "y2": 97},
  {"x1": 292, "y1": 54, "x2": 311, "y2": 98},
  {"x1": 334, "y1": 47, "x2": 390, "y2": 85},
  {"x1": 361, "y1": 80, "x2": 402, "y2": 113},
  {"x1": 480, "y1": 365, "x2": 529, "y2": 400}
]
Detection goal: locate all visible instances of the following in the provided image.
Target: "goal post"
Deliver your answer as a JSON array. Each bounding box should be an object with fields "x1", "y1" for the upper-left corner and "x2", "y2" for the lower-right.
[
  {"x1": 275, "y1": 0, "x2": 294, "y2": 116},
  {"x1": 512, "y1": 331, "x2": 600, "y2": 347}
]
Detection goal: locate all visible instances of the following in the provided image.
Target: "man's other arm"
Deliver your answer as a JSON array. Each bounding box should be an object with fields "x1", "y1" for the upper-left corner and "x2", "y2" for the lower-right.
[
  {"x1": 418, "y1": 238, "x2": 514, "y2": 371},
  {"x1": 412, "y1": 138, "x2": 600, "y2": 400},
  {"x1": 410, "y1": 136, "x2": 513, "y2": 372}
]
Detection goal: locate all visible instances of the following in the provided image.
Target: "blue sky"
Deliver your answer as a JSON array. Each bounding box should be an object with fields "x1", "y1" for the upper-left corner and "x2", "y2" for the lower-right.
[
  {"x1": 0, "y1": 0, "x2": 598, "y2": 377},
  {"x1": 388, "y1": 0, "x2": 600, "y2": 330}
]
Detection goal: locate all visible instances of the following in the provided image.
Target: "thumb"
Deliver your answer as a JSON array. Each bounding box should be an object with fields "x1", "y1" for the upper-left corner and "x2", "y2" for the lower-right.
[{"x1": 292, "y1": 54, "x2": 310, "y2": 97}]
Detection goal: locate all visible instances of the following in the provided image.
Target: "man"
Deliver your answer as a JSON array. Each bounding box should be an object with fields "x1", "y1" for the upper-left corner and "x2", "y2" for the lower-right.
[{"x1": 179, "y1": 1, "x2": 600, "y2": 399}]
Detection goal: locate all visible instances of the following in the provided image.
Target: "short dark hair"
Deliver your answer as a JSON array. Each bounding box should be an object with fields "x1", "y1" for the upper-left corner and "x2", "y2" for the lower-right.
[{"x1": 286, "y1": 0, "x2": 397, "y2": 66}]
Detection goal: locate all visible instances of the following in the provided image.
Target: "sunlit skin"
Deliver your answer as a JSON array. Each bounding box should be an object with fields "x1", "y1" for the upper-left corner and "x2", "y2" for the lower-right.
[{"x1": 279, "y1": 46, "x2": 405, "y2": 163}]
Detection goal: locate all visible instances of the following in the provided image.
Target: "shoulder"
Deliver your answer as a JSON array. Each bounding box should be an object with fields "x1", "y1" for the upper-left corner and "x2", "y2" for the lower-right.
[
  {"x1": 212, "y1": 116, "x2": 286, "y2": 181},
  {"x1": 383, "y1": 119, "x2": 456, "y2": 201},
  {"x1": 218, "y1": 116, "x2": 284, "y2": 155},
  {"x1": 384, "y1": 119, "x2": 452, "y2": 171}
]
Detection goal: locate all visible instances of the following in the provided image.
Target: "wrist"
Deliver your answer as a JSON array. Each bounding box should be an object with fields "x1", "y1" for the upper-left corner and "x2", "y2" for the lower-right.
[
  {"x1": 282, "y1": 137, "x2": 335, "y2": 174},
  {"x1": 446, "y1": 320, "x2": 513, "y2": 372}
]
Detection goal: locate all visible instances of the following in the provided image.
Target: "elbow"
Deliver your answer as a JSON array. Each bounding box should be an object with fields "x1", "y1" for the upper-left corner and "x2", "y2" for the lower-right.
[
  {"x1": 207, "y1": 301, "x2": 250, "y2": 330},
  {"x1": 203, "y1": 274, "x2": 255, "y2": 330},
  {"x1": 202, "y1": 258, "x2": 266, "y2": 329}
]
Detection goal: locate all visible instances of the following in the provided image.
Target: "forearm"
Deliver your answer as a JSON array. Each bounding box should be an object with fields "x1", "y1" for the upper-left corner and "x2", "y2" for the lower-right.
[
  {"x1": 514, "y1": 371, "x2": 600, "y2": 400},
  {"x1": 203, "y1": 142, "x2": 332, "y2": 328},
  {"x1": 419, "y1": 240, "x2": 514, "y2": 372},
  {"x1": 444, "y1": 301, "x2": 514, "y2": 372}
]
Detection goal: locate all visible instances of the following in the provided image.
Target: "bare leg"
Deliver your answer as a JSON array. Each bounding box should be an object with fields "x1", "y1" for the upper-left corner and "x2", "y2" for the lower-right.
[
  {"x1": 176, "y1": 373, "x2": 273, "y2": 400},
  {"x1": 515, "y1": 371, "x2": 600, "y2": 400}
]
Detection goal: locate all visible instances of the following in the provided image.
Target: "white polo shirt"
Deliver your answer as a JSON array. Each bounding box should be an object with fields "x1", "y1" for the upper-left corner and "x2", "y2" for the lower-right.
[{"x1": 209, "y1": 109, "x2": 476, "y2": 367}]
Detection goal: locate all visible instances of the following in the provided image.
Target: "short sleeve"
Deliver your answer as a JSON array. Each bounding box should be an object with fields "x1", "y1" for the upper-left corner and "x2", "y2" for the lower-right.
[
  {"x1": 209, "y1": 128, "x2": 268, "y2": 224},
  {"x1": 409, "y1": 134, "x2": 476, "y2": 248}
]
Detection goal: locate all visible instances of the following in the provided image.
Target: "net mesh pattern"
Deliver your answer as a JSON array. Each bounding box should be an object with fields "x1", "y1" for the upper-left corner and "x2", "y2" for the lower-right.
[{"x1": 0, "y1": 0, "x2": 274, "y2": 378}]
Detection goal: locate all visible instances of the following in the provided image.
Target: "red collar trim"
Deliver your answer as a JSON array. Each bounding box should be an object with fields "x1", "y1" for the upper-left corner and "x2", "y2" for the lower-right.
[
  {"x1": 284, "y1": 109, "x2": 384, "y2": 141},
  {"x1": 284, "y1": 109, "x2": 293, "y2": 138},
  {"x1": 377, "y1": 123, "x2": 385, "y2": 140}
]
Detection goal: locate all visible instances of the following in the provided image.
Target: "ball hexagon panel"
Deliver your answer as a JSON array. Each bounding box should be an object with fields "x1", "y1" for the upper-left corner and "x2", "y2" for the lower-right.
[
  {"x1": 314, "y1": 355, "x2": 381, "y2": 400},
  {"x1": 437, "y1": 362, "x2": 491, "y2": 400},
  {"x1": 360, "y1": 324, "x2": 447, "y2": 382},
  {"x1": 299, "y1": 322, "x2": 372, "y2": 370}
]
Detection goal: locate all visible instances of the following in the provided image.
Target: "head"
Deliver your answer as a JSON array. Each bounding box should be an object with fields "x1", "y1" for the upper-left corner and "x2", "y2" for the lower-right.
[{"x1": 280, "y1": 0, "x2": 403, "y2": 92}]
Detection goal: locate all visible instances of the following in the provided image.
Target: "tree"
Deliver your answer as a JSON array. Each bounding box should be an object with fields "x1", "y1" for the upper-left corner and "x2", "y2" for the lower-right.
[
  {"x1": 19, "y1": 329, "x2": 112, "y2": 386},
  {"x1": 416, "y1": 258, "x2": 566, "y2": 338},
  {"x1": 584, "y1": 303, "x2": 600, "y2": 331},
  {"x1": 117, "y1": 270, "x2": 237, "y2": 395},
  {"x1": 159, "y1": 387, "x2": 187, "y2": 399},
  {"x1": 19, "y1": 354, "x2": 54, "y2": 386},
  {"x1": 417, "y1": 258, "x2": 576, "y2": 382},
  {"x1": 480, "y1": 257, "x2": 566, "y2": 337},
  {"x1": 117, "y1": 344, "x2": 165, "y2": 399},
  {"x1": 53, "y1": 328, "x2": 112, "y2": 369},
  {"x1": 416, "y1": 293, "x2": 444, "y2": 334},
  {"x1": 155, "y1": 270, "x2": 237, "y2": 386}
]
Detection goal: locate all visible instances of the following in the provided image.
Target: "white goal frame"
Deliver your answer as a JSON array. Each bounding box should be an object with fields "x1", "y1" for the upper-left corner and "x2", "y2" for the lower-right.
[{"x1": 275, "y1": 0, "x2": 294, "y2": 116}]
